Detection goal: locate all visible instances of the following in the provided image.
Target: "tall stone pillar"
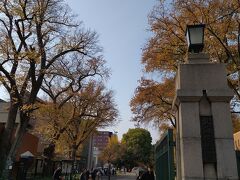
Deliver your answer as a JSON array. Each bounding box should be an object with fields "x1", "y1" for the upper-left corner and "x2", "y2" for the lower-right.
[{"x1": 173, "y1": 53, "x2": 238, "y2": 180}]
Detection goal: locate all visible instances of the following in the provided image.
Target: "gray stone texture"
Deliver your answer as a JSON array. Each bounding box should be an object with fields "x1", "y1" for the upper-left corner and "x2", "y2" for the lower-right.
[{"x1": 174, "y1": 54, "x2": 238, "y2": 180}]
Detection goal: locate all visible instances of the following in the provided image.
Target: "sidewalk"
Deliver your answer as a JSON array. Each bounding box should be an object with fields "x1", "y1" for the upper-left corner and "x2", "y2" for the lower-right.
[
  {"x1": 101, "y1": 173, "x2": 137, "y2": 180},
  {"x1": 117, "y1": 172, "x2": 136, "y2": 176}
]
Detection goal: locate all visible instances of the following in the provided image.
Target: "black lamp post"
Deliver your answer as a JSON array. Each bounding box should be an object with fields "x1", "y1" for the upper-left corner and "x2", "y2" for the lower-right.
[{"x1": 186, "y1": 24, "x2": 205, "y2": 53}]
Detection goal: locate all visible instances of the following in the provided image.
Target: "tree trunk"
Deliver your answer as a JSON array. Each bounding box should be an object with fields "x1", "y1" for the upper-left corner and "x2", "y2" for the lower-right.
[
  {"x1": 71, "y1": 145, "x2": 77, "y2": 162},
  {"x1": 108, "y1": 161, "x2": 111, "y2": 180},
  {"x1": 0, "y1": 103, "x2": 19, "y2": 178},
  {"x1": 71, "y1": 144, "x2": 77, "y2": 168},
  {"x1": 9, "y1": 113, "x2": 30, "y2": 161},
  {"x1": 1, "y1": 112, "x2": 29, "y2": 179},
  {"x1": 71, "y1": 144, "x2": 77, "y2": 180}
]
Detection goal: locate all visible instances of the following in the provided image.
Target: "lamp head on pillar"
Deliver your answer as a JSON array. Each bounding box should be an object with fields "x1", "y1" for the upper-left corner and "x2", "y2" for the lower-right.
[{"x1": 186, "y1": 24, "x2": 205, "y2": 53}]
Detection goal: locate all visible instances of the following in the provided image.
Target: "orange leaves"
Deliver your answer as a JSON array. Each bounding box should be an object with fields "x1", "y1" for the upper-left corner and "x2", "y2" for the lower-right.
[
  {"x1": 144, "y1": 0, "x2": 240, "y2": 72},
  {"x1": 132, "y1": 78, "x2": 173, "y2": 106},
  {"x1": 99, "y1": 135, "x2": 120, "y2": 162},
  {"x1": 133, "y1": 0, "x2": 240, "y2": 131},
  {"x1": 232, "y1": 114, "x2": 240, "y2": 133},
  {"x1": 34, "y1": 81, "x2": 118, "y2": 157},
  {"x1": 130, "y1": 77, "x2": 175, "y2": 129}
]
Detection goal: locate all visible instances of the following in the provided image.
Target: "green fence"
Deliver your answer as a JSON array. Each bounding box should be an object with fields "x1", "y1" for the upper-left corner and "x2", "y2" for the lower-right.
[{"x1": 155, "y1": 129, "x2": 175, "y2": 180}]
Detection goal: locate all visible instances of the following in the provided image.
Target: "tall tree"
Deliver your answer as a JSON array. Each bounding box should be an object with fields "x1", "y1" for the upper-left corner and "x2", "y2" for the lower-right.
[
  {"x1": 99, "y1": 135, "x2": 120, "y2": 180},
  {"x1": 99, "y1": 135, "x2": 120, "y2": 164},
  {"x1": 0, "y1": 0, "x2": 104, "y2": 176},
  {"x1": 130, "y1": 77, "x2": 175, "y2": 130},
  {"x1": 131, "y1": 0, "x2": 240, "y2": 131},
  {"x1": 35, "y1": 81, "x2": 118, "y2": 161},
  {"x1": 121, "y1": 128, "x2": 153, "y2": 168}
]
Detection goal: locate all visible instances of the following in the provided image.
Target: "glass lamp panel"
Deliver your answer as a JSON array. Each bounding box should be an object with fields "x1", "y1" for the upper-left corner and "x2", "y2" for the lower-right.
[
  {"x1": 186, "y1": 30, "x2": 190, "y2": 47},
  {"x1": 189, "y1": 27, "x2": 203, "y2": 44}
]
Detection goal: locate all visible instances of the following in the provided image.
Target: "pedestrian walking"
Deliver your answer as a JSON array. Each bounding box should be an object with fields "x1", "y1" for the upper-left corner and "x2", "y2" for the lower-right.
[
  {"x1": 86, "y1": 169, "x2": 90, "y2": 179},
  {"x1": 136, "y1": 171, "x2": 145, "y2": 180},
  {"x1": 53, "y1": 166, "x2": 63, "y2": 180},
  {"x1": 90, "y1": 168, "x2": 96, "y2": 180},
  {"x1": 141, "y1": 166, "x2": 154, "y2": 180},
  {"x1": 80, "y1": 168, "x2": 87, "y2": 180},
  {"x1": 96, "y1": 170, "x2": 101, "y2": 180}
]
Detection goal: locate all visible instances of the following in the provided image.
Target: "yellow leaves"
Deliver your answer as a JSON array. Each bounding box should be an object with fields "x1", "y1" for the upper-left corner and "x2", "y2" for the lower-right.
[
  {"x1": 107, "y1": 135, "x2": 119, "y2": 147},
  {"x1": 99, "y1": 135, "x2": 120, "y2": 162},
  {"x1": 0, "y1": 76, "x2": 6, "y2": 82},
  {"x1": 11, "y1": 97, "x2": 19, "y2": 105},
  {"x1": 18, "y1": 50, "x2": 41, "y2": 63},
  {"x1": 232, "y1": 114, "x2": 240, "y2": 133},
  {"x1": 12, "y1": 7, "x2": 25, "y2": 18},
  {"x1": 145, "y1": 0, "x2": 240, "y2": 74},
  {"x1": 33, "y1": 81, "x2": 118, "y2": 158},
  {"x1": 131, "y1": 77, "x2": 176, "y2": 128},
  {"x1": 135, "y1": 0, "x2": 240, "y2": 130},
  {"x1": 20, "y1": 104, "x2": 33, "y2": 111},
  {"x1": 132, "y1": 77, "x2": 175, "y2": 107}
]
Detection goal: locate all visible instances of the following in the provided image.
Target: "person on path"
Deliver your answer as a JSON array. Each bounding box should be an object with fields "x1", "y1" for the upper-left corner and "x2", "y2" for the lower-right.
[
  {"x1": 141, "y1": 167, "x2": 155, "y2": 180},
  {"x1": 53, "y1": 166, "x2": 63, "y2": 180},
  {"x1": 80, "y1": 168, "x2": 87, "y2": 180},
  {"x1": 96, "y1": 170, "x2": 101, "y2": 180},
  {"x1": 90, "y1": 168, "x2": 96, "y2": 180},
  {"x1": 136, "y1": 171, "x2": 144, "y2": 180}
]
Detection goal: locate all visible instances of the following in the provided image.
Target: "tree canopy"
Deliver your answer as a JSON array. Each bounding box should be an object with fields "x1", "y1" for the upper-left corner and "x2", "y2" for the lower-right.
[
  {"x1": 0, "y1": 0, "x2": 112, "y2": 176},
  {"x1": 121, "y1": 128, "x2": 153, "y2": 167},
  {"x1": 131, "y1": 0, "x2": 240, "y2": 131},
  {"x1": 35, "y1": 81, "x2": 118, "y2": 159},
  {"x1": 99, "y1": 134, "x2": 121, "y2": 164},
  {"x1": 130, "y1": 77, "x2": 175, "y2": 129}
]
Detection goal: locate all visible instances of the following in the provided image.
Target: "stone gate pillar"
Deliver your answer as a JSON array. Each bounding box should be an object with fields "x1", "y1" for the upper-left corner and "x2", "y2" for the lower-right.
[{"x1": 173, "y1": 53, "x2": 238, "y2": 180}]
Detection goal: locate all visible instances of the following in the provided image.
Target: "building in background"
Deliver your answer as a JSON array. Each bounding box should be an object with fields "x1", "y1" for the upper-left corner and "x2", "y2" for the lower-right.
[
  {"x1": 87, "y1": 131, "x2": 114, "y2": 168},
  {"x1": 0, "y1": 99, "x2": 39, "y2": 160},
  {"x1": 93, "y1": 131, "x2": 113, "y2": 151}
]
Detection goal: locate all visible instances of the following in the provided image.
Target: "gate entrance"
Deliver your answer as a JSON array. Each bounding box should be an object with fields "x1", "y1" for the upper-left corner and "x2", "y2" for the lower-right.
[{"x1": 155, "y1": 129, "x2": 175, "y2": 180}]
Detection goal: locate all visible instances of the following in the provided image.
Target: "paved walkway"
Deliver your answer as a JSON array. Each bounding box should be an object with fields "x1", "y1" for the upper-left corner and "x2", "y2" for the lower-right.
[
  {"x1": 101, "y1": 173, "x2": 137, "y2": 180},
  {"x1": 101, "y1": 175, "x2": 136, "y2": 180}
]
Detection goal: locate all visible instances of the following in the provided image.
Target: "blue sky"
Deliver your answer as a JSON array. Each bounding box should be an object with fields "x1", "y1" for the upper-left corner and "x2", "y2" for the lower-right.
[
  {"x1": 66, "y1": 0, "x2": 160, "y2": 142},
  {"x1": 0, "y1": 0, "x2": 160, "y2": 142}
]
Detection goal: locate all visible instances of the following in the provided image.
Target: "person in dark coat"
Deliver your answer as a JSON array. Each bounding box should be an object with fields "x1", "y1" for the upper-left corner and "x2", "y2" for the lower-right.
[
  {"x1": 136, "y1": 171, "x2": 144, "y2": 180},
  {"x1": 80, "y1": 168, "x2": 87, "y2": 180},
  {"x1": 90, "y1": 168, "x2": 96, "y2": 180},
  {"x1": 85, "y1": 169, "x2": 90, "y2": 179},
  {"x1": 53, "y1": 166, "x2": 62, "y2": 180},
  {"x1": 141, "y1": 167, "x2": 155, "y2": 180}
]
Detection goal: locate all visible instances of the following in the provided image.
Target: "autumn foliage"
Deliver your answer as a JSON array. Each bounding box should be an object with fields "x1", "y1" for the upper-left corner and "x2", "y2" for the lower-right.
[
  {"x1": 131, "y1": 0, "x2": 240, "y2": 131},
  {"x1": 99, "y1": 135, "x2": 120, "y2": 163},
  {"x1": 130, "y1": 77, "x2": 175, "y2": 129},
  {"x1": 0, "y1": 0, "x2": 116, "y2": 176},
  {"x1": 35, "y1": 81, "x2": 118, "y2": 159}
]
